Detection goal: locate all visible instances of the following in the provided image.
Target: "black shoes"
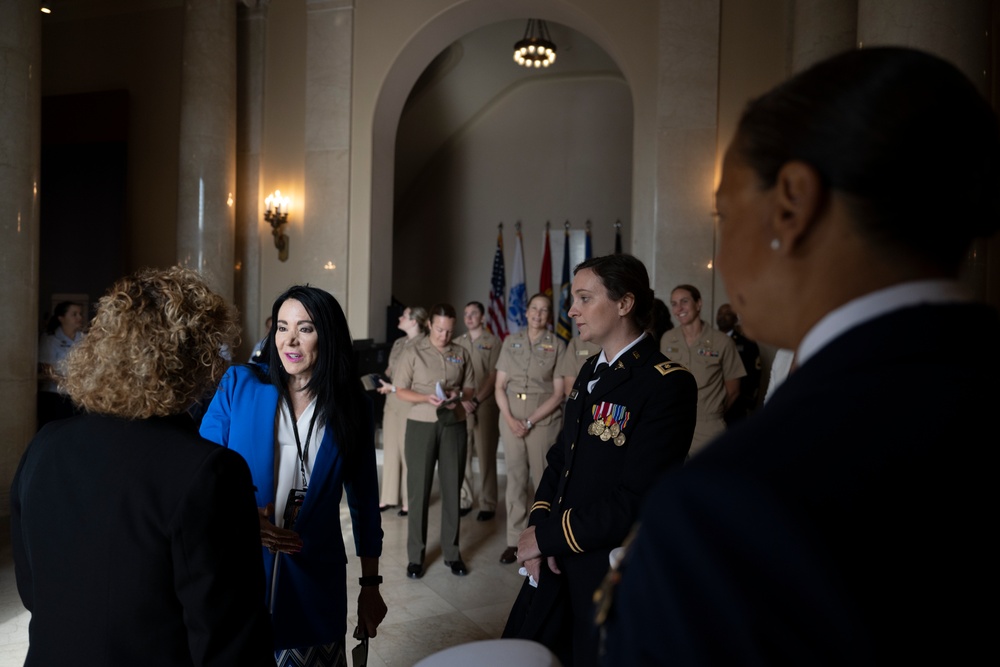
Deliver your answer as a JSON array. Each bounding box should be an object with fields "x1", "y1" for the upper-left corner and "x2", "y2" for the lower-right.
[
  {"x1": 459, "y1": 507, "x2": 473, "y2": 517},
  {"x1": 397, "y1": 508, "x2": 408, "y2": 517},
  {"x1": 444, "y1": 559, "x2": 468, "y2": 576},
  {"x1": 476, "y1": 510, "x2": 495, "y2": 521},
  {"x1": 409, "y1": 559, "x2": 467, "y2": 576},
  {"x1": 500, "y1": 547, "x2": 517, "y2": 564},
  {"x1": 379, "y1": 504, "x2": 396, "y2": 513}
]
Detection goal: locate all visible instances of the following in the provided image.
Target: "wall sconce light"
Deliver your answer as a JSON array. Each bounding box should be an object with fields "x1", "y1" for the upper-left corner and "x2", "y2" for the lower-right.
[{"x1": 265, "y1": 190, "x2": 290, "y2": 262}]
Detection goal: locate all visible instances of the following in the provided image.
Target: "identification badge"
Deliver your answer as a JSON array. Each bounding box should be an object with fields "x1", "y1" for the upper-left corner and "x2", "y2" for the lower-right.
[{"x1": 283, "y1": 487, "x2": 307, "y2": 529}]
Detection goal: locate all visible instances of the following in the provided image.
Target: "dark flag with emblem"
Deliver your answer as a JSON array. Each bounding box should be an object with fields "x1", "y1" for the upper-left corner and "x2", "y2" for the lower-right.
[
  {"x1": 488, "y1": 225, "x2": 508, "y2": 340},
  {"x1": 540, "y1": 223, "x2": 553, "y2": 300},
  {"x1": 556, "y1": 223, "x2": 572, "y2": 343}
]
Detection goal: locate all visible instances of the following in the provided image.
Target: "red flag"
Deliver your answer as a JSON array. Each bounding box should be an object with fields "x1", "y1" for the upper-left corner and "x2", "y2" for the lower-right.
[{"x1": 540, "y1": 224, "x2": 553, "y2": 299}]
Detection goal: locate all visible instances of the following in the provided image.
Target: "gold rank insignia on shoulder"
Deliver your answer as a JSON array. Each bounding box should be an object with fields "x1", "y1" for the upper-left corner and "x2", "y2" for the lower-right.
[{"x1": 654, "y1": 360, "x2": 689, "y2": 376}]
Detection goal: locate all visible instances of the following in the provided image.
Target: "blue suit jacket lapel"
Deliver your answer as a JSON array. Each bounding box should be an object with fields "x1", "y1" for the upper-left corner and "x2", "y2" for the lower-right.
[
  {"x1": 250, "y1": 386, "x2": 279, "y2": 507},
  {"x1": 296, "y1": 426, "x2": 340, "y2": 528}
]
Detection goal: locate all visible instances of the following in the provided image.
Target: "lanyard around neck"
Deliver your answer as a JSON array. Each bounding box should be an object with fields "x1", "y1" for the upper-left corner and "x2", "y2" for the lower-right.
[{"x1": 286, "y1": 397, "x2": 319, "y2": 490}]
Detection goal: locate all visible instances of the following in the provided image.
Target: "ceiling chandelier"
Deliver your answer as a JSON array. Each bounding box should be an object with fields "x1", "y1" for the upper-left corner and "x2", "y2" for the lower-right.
[{"x1": 513, "y1": 19, "x2": 557, "y2": 69}]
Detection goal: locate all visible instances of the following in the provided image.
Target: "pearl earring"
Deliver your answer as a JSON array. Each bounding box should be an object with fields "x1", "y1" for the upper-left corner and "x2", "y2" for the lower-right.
[{"x1": 770, "y1": 238, "x2": 781, "y2": 251}]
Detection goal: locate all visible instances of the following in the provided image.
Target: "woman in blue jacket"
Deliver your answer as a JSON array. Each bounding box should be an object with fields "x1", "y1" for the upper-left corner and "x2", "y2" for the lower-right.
[{"x1": 201, "y1": 285, "x2": 386, "y2": 667}]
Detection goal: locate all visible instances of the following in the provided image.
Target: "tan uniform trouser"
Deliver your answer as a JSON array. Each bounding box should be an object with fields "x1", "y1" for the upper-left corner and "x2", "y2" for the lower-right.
[
  {"x1": 380, "y1": 396, "x2": 408, "y2": 507},
  {"x1": 499, "y1": 392, "x2": 562, "y2": 546},
  {"x1": 689, "y1": 413, "x2": 726, "y2": 457},
  {"x1": 460, "y1": 398, "x2": 500, "y2": 512}
]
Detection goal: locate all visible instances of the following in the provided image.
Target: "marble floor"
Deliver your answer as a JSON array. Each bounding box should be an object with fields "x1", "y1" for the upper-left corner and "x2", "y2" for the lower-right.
[{"x1": 0, "y1": 445, "x2": 524, "y2": 666}]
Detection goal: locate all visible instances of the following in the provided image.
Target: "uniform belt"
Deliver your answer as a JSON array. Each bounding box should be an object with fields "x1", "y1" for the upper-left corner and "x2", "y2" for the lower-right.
[{"x1": 513, "y1": 392, "x2": 529, "y2": 400}]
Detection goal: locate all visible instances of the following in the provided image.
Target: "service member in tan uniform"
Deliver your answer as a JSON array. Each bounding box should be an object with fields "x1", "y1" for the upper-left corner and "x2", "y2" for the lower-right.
[
  {"x1": 455, "y1": 301, "x2": 502, "y2": 521},
  {"x1": 495, "y1": 294, "x2": 566, "y2": 564},
  {"x1": 556, "y1": 335, "x2": 601, "y2": 398},
  {"x1": 660, "y1": 284, "x2": 745, "y2": 454},
  {"x1": 377, "y1": 306, "x2": 428, "y2": 515},
  {"x1": 391, "y1": 304, "x2": 476, "y2": 578}
]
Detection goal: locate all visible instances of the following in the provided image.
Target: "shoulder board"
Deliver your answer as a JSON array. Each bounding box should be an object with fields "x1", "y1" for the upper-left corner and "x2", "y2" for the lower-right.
[{"x1": 654, "y1": 360, "x2": 690, "y2": 376}]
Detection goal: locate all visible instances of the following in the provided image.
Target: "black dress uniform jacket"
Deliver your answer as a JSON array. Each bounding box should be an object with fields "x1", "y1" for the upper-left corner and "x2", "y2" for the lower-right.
[
  {"x1": 504, "y1": 334, "x2": 697, "y2": 666},
  {"x1": 603, "y1": 303, "x2": 1000, "y2": 665}
]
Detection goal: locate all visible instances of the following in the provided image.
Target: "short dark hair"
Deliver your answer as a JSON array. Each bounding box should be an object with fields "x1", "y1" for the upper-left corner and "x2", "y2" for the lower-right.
[
  {"x1": 430, "y1": 303, "x2": 457, "y2": 320},
  {"x1": 46, "y1": 301, "x2": 82, "y2": 335},
  {"x1": 261, "y1": 285, "x2": 368, "y2": 467},
  {"x1": 735, "y1": 46, "x2": 1000, "y2": 274},
  {"x1": 671, "y1": 284, "x2": 702, "y2": 303},
  {"x1": 465, "y1": 301, "x2": 485, "y2": 316},
  {"x1": 574, "y1": 254, "x2": 654, "y2": 331},
  {"x1": 649, "y1": 297, "x2": 673, "y2": 340}
]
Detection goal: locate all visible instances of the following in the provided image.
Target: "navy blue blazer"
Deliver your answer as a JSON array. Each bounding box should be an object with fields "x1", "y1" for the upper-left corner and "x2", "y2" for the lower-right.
[
  {"x1": 200, "y1": 365, "x2": 383, "y2": 650},
  {"x1": 11, "y1": 413, "x2": 273, "y2": 666},
  {"x1": 603, "y1": 303, "x2": 1000, "y2": 665}
]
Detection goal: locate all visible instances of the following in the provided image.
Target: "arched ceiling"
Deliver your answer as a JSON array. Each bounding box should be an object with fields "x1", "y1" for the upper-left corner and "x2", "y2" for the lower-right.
[{"x1": 394, "y1": 19, "x2": 623, "y2": 199}]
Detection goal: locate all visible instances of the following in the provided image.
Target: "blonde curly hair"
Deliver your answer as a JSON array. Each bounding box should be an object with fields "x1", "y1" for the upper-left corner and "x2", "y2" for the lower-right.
[{"x1": 62, "y1": 266, "x2": 239, "y2": 419}]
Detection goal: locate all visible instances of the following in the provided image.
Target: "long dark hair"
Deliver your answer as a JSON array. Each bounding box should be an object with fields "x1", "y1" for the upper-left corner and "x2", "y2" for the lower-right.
[
  {"x1": 736, "y1": 47, "x2": 1000, "y2": 274},
  {"x1": 259, "y1": 285, "x2": 368, "y2": 466}
]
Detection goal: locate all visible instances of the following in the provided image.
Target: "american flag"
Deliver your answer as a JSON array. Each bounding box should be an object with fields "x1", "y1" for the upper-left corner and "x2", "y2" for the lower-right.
[{"x1": 487, "y1": 227, "x2": 508, "y2": 340}]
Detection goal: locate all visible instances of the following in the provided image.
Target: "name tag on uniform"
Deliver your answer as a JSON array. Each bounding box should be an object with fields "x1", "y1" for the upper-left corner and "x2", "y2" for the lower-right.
[
  {"x1": 577, "y1": 350, "x2": 590, "y2": 356},
  {"x1": 512, "y1": 343, "x2": 522, "y2": 349}
]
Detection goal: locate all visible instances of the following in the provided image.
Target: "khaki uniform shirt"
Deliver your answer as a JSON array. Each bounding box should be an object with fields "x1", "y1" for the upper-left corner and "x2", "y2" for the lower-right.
[
  {"x1": 496, "y1": 330, "x2": 566, "y2": 396},
  {"x1": 556, "y1": 335, "x2": 601, "y2": 379},
  {"x1": 454, "y1": 330, "x2": 501, "y2": 403},
  {"x1": 660, "y1": 321, "x2": 745, "y2": 419},
  {"x1": 394, "y1": 336, "x2": 475, "y2": 423},
  {"x1": 385, "y1": 334, "x2": 422, "y2": 417}
]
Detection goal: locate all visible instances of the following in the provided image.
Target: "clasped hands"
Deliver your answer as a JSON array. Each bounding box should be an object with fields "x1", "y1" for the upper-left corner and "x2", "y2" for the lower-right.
[{"x1": 517, "y1": 526, "x2": 560, "y2": 583}]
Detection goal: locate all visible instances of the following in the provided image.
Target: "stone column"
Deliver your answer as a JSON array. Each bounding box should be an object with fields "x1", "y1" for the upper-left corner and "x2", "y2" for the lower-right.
[
  {"x1": 236, "y1": 0, "x2": 268, "y2": 359},
  {"x1": 0, "y1": 0, "x2": 41, "y2": 518},
  {"x1": 654, "y1": 0, "x2": 722, "y2": 313},
  {"x1": 176, "y1": 0, "x2": 238, "y2": 301},
  {"x1": 305, "y1": 0, "x2": 353, "y2": 308},
  {"x1": 858, "y1": 0, "x2": 993, "y2": 300},
  {"x1": 792, "y1": 0, "x2": 858, "y2": 72}
]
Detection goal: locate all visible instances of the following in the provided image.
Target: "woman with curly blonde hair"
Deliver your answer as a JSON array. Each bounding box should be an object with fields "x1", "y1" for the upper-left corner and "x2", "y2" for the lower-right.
[{"x1": 11, "y1": 266, "x2": 274, "y2": 667}]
